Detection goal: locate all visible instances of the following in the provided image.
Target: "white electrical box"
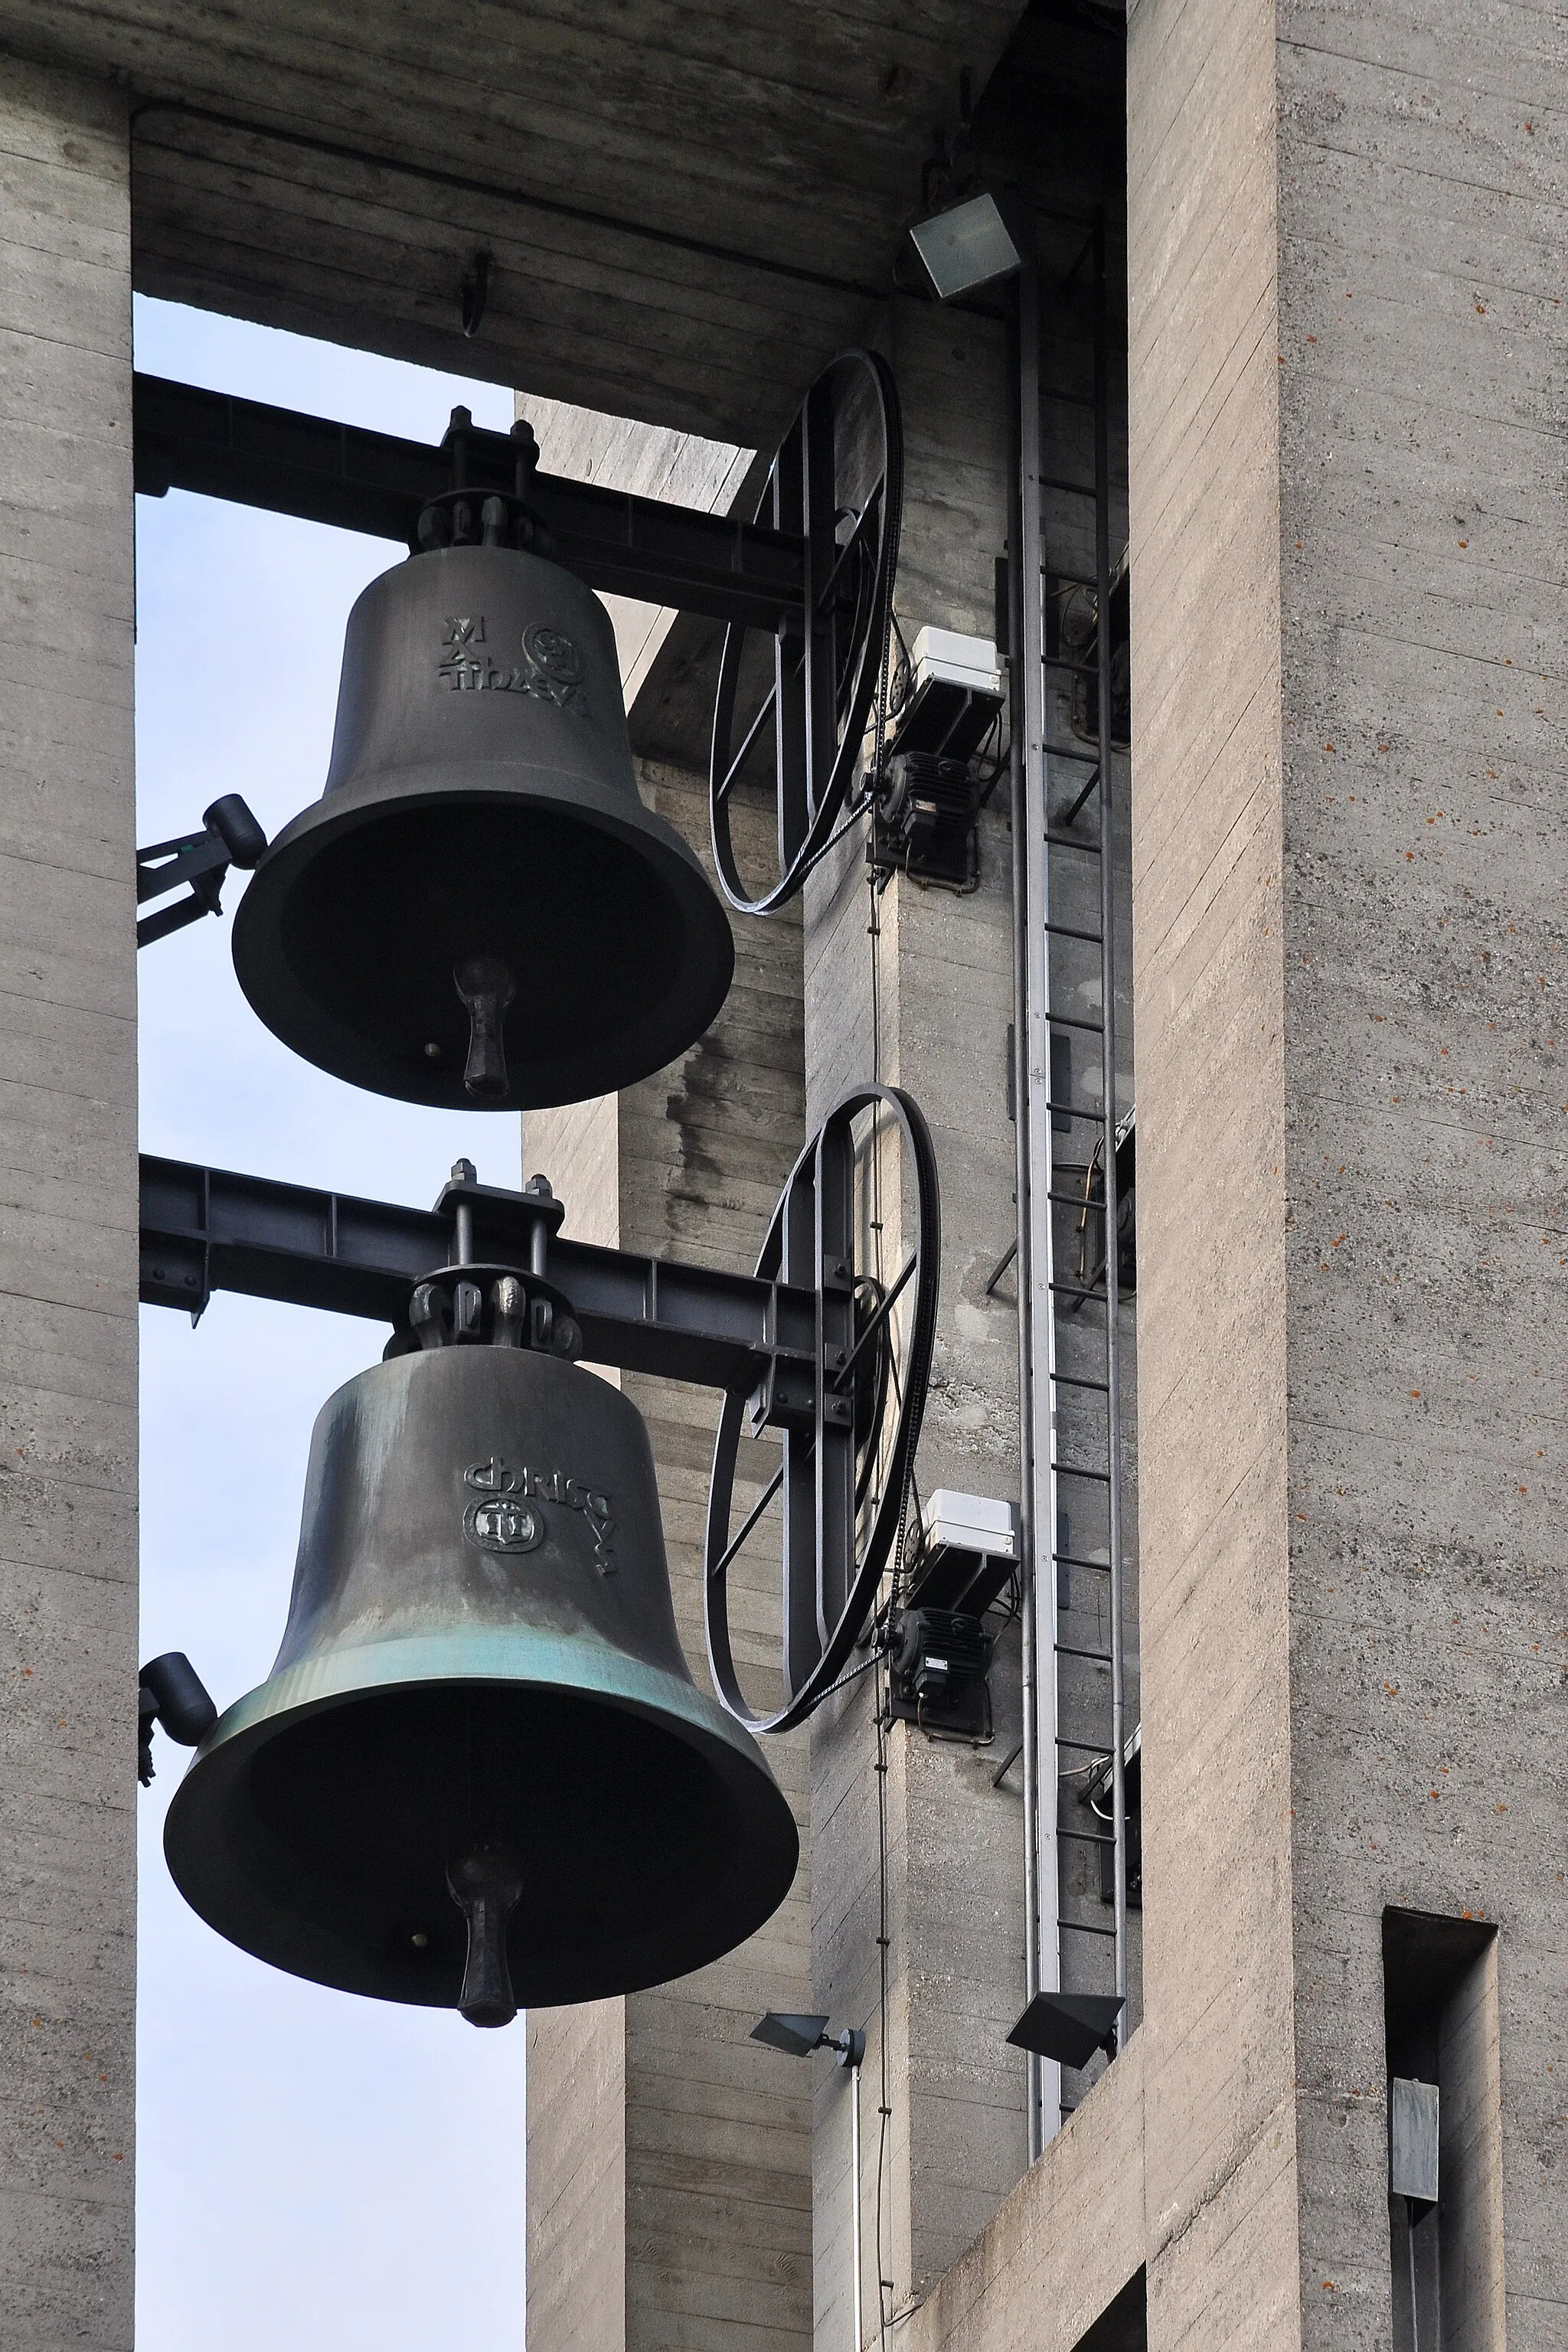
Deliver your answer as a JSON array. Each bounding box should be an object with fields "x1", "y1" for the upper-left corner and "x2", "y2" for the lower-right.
[
  {"x1": 910, "y1": 627, "x2": 1003, "y2": 701},
  {"x1": 923, "y1": 1489, "x2": 1018, "y2": 1560}
]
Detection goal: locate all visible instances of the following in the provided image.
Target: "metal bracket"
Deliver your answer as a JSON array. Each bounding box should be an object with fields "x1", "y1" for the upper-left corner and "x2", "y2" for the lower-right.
[
  {"x1": 140, "y1": 1108, "x2": 939, "y2": 1712},
  {"x1": 136, "y1": 794, "x2": 266, "y2": 948}
]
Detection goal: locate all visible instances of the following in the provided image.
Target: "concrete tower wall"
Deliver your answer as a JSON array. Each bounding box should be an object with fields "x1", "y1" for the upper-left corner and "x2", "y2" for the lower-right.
[
  {"x1": 525, "y1": 754, "x2": 814, "y2": 2352},
  {"x1": 0, "y1": 51, "x2": 137, "y2": 2352},
  {"x1": 890, "y1": 2, "x2": 1568, "y2": 2347},
  {"x1": 804, "y1": 294, "x2": 1027, "y2": 2344}
]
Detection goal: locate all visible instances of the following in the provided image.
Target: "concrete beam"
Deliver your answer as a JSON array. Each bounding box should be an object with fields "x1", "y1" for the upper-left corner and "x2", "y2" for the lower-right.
[{"x1": 0, "y1": 1, "x2": 1026, "y2": 443}]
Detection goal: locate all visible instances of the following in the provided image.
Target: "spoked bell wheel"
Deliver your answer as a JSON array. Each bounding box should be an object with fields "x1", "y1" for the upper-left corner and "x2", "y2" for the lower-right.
[
  {"x1": 704, "y1": 1085, "x2": 939, "y2": 1736},
  {"x1": 708, "y1": 351, "x2": 902, "y2": 916}
]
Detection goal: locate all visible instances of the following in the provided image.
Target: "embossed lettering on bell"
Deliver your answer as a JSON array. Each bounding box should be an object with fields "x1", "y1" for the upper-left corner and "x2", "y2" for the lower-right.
[{"x1": 162, "y1": 1343, "x2": 798, "y2": 2021}]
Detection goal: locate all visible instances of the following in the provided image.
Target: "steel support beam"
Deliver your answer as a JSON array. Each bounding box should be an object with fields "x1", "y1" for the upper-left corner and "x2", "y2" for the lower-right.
[
  {"x1": 132, "y1": 373, "x2": 801, "y2": 629},
  {"x1": 139, "y1": 1155, "x2": 817, "y2": 1394}
]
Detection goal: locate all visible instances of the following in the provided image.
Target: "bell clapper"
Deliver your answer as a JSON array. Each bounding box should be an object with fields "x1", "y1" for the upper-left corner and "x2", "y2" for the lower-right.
[
  {"x1": 453, "y1": 955, "x2": 518, "y2": 1099},
  {"x1": 446, "y1": 1844, "x2": 524, "y2": 2027}
]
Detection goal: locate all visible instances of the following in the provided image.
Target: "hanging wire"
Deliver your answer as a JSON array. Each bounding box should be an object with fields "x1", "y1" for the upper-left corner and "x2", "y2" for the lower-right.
[{"x1": 874, "y1": 1645, "x2": 893, "y2": 2351}]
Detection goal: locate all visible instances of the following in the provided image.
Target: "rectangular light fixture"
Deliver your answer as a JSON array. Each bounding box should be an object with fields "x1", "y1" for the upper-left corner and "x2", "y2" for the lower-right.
[
  {"x1": 909, "y1": 194, "x2": 1023, "y2": 302},
  {"x1": 1007, "y1": 1991, "x2": 1124, "y2": 2071}
]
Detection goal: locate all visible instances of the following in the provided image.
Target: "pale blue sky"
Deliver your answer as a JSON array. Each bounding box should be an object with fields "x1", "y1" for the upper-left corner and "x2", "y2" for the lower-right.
[{"x1": 135, "y1": 297, "x2": 531, "y2": 2348}]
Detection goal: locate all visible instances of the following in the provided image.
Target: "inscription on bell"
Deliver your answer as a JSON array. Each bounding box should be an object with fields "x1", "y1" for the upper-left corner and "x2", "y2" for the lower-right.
[
  {"x1": 462, "y1": 1455, "x2": 616, "y2": 1571},
  {"x1": 439, "y1": 616, "x2": 587, "y2": 712}
]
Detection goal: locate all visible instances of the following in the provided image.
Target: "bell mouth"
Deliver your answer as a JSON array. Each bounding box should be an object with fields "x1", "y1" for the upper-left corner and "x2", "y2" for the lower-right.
[
  {"x1": 163, "y1": 1645, "x2": 799, "y2": 2014},
  {"x1": 230, "y1": 771, "x2": 735, "y2": 1110}
]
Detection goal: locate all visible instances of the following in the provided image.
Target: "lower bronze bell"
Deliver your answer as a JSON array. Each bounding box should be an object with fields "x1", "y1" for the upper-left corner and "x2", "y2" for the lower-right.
[
  {"x1": 163, "y1": 1333, "x2": 797, "y2": 2021},
  {"x1": 231, "y1": 516, "x2": 734, "y2": 1110}
]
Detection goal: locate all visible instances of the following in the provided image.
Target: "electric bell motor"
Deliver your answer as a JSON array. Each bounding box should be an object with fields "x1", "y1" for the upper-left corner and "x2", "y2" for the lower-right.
[
  {"x1": 231, "y1": 465, "x2": 735, "y2": 1111},
  {"x1": 163, "y1": 1316, "x2": 798, "y2": 2026}
]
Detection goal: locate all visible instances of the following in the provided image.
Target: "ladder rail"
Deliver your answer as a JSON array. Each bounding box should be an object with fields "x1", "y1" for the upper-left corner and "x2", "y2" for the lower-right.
[
  {"x1": 1022, "y1": 206, "x2": 1134, "y2": 2135},
  {"x1": 1092, "y1": 213, "x2": 1132, "y2": 2037}
]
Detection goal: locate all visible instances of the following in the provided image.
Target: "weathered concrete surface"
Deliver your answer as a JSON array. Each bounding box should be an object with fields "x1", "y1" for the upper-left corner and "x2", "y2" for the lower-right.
[
  {"x1": 0, "y1": 0, "x2": 1024, "y2": 443},
  {"x1": 908, "y1": 2037, "x2": 1146, "y2": 2352},
  {"x1": 1270, "y1": 6, "x2": 1568, "y2": 2341},
  {"x1": 0, "y1": 50, "x2": 136, "y2": 2352},
  {"x1": 804, "y1": 289, "x2": 1027, "y2": 2341},
  {"x1": 527, "y1": 754, "x2": 812, "y2": 2352},
  {"x1": 893, "y1": 2, "x2": 1568, "y2": 2348},
  {"x1": 517, "y1": 390, "x2": 751, "y2": 711}
]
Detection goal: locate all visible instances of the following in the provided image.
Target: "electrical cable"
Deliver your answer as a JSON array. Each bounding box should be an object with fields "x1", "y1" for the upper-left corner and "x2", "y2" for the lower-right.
[{"x1": 873, "y1": 1646, "x2": 893, "y2": 2352}]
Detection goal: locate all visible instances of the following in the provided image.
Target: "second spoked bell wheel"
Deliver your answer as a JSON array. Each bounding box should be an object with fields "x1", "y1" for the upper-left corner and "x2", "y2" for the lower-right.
[{"x1": 704, "y1": 1085, "x2": 939, "y2": 1736}]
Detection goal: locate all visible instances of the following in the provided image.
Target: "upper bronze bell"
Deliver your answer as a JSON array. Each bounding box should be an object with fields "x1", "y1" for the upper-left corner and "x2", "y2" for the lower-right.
[
  {"x1": 230, "y1": 498, "x2": 734, "y2": 1109},
  {"x1": 163, "y1": 1330, "x2": 798, "y2": 2020}
]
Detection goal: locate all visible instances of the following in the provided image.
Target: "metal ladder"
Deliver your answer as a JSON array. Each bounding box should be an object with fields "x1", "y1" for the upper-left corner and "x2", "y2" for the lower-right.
[{"x1": 1013, "y1": 208, "x2": 1135, "y2": 2155}]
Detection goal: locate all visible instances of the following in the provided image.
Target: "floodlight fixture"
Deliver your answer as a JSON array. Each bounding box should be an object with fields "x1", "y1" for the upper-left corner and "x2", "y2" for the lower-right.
[
  {"x1": 753, "y1": 2009, "x2": 869, "y2": 2345},
  {"x1": 1007, "y1": 1991, "x2": 1125, "y2": 2070},
  {"x1": 908, "y1": 194, "x2": 1023, "y2": 302},
  {"x1": 752, "y1": 2011, "x2": 830, "y2": 2058},
  {"x1": 751, "y1": 2011, "x2": 866, "y2": 2066}
]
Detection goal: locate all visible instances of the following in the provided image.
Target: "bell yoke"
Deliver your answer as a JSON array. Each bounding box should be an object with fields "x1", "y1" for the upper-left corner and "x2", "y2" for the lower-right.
[{"x1": 231, "y1": 419, "x2": 735, "y2": 1112}]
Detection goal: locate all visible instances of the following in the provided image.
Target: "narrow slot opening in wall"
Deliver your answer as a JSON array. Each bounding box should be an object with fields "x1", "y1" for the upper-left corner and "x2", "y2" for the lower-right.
[
  {"x1": 1070, "y1": 2265, "x2": 1145, "y2": 2351},
  {"x1": 1382, "y1": 1906, "x2": 1504, "y2": 2352}
]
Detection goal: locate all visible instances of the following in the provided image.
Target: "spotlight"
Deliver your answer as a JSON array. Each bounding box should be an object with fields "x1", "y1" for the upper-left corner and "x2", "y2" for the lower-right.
[
  {"x1": 908, "y1": 194, "x2": 1022, "y2": 302},
  {"x1": 1007, "y1": 1991, "x2": 1125, "y2": 2070}
]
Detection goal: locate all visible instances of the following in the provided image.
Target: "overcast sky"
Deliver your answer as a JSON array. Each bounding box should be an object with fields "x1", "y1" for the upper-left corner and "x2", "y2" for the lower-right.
[{"x1": 135, "y1": 296, "x2": 530, "y2": 2349}]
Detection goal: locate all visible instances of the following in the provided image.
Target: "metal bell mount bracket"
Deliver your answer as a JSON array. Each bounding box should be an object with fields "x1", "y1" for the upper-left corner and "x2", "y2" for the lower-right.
[
  {"x1": 139, "y1": 1083, "x2": 938, "y2": 1734},
  {"x1": 136, "y1": 792, "x2": 267, "y2": 948}
]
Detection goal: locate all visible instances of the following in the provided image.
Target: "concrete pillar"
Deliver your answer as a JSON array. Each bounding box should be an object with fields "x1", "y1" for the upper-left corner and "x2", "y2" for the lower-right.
[
  {"x1": 0, "y1": 51, "x2": 136, "y2": 2352},
  {"x1": 805, "y1": 295, "x2": 1027, "y2": 2342},
  {"x1": 526, "y1": 756, "x2": 813, "y2": 2352},
  {"x1": 1131, "y1": 0, "x2": 1568, "y2": 2339}
]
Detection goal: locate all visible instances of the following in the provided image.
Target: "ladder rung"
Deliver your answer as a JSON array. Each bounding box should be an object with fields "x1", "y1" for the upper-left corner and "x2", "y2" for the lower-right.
[
  {"x1": 1042, "y1": 920, "x2": 1103, "y2": 946},
  {"x1": 1040, "y1": 475, "x2": 1096, "y2": 498},
  {"x1": 1038, "y1": 391, "x2": 1095, "y2": 412},
  {"x1": 1051, "y1": 1373, "x2": 1111, "y2": 1392},
  {"x1": 1044, "y1": 1100, "x2": 1106, "y2": 1122},
  {"x1": 1057, "y1": 1643, "x2": 1113, "y2": 1664},
  {"x1": 1057, "y1": 1828, "x2": 1116, "y2": 1847},
  {"x1": 1048, "y1": 1280, "x2": 1107, "y2": 1302},
  {"x1": 1044, "y1": 742, "x2": 1099, "y2": 763},
  {"x1": 1052, "y1": 1462, "x2": 1111, "y2": 1484},
  {"x1": 1044, "y1": 828, "x2": 1102, "y2": 852},
  {"x1": 1046, "y1": 1187, "x2": 1106, "y2": 1208},
  {"x1": 1056, "y1": 1736, "x2": 1110, "y2": 1750},
  {"x1": 1046, "y1": 1011, "x2": 1105, "y2": 1034},
  {"x1": 1053, "y1": 1551, "x2": 1112, "y2": 1571},
  {"x1": 1044, "y1": 652, "x2": 1099, "y2": 676},
  {"x1": 1059, "y1": 1917, "x2": 1118, "y2": 1939}
]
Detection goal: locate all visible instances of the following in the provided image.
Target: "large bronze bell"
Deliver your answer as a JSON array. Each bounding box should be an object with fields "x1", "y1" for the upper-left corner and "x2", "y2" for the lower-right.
[
  {"x1": 163, "y1": 1321, "x2": 797, "y2": 2023},
  {"x1": 230, "y1": 460, "x2": 733, "y2": 1109}
]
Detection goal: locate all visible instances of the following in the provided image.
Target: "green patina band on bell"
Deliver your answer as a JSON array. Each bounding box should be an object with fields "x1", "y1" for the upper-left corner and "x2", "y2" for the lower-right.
[
  {"x1": 164, "y1": 1345, "x2": 797, "y2": 2015},
  {"x1": 230, "y1": 537, "x2": 734, "y2": 1109}
]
